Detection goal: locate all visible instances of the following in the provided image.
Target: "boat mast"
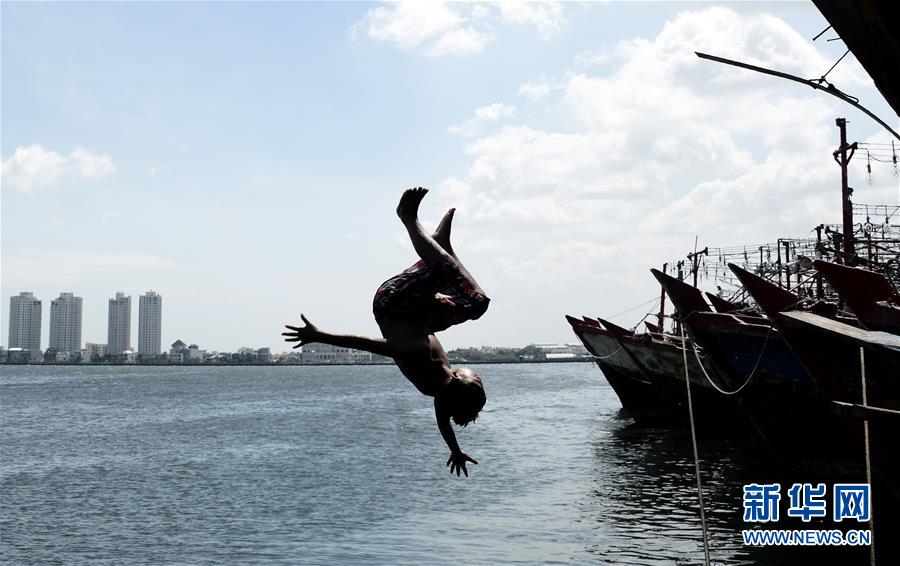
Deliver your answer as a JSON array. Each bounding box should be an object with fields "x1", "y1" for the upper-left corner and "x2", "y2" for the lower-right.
[
  {"x1": 834, "y1": 118, "x2": 857, "y2": 263},
  {"x1": 687, "y1": 247, "x2": 709, "y2": 288},
  {"x1": 657, "y1": 262, "x2": 667, "y2": 331}
]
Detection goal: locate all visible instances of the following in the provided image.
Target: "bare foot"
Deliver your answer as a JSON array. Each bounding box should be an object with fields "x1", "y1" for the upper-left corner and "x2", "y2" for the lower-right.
[
  {"x1": 432, "y1": 208, "x2": 456, "y2": 257},
  {"x1": 397, "y1": 187, "x2": 428, "y2": 222},
  {"x1": 435, "y1": 292, "x2": 457, "y2": 306}
]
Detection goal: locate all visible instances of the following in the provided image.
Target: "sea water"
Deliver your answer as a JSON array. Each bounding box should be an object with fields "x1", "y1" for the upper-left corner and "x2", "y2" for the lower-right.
[{"x1": 0, "y1": 364, "x2": 865, "y2": 564}]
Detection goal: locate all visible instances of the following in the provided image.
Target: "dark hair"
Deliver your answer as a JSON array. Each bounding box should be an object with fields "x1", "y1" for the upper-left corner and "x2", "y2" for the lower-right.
[{"x1": 444, "y1": 370, "x2": 486, "y2": 427}]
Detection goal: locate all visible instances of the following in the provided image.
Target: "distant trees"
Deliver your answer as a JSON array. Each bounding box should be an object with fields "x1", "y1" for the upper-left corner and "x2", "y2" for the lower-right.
[{"x1": 447, "y1": 345, "x2": 548, "y2": 364}]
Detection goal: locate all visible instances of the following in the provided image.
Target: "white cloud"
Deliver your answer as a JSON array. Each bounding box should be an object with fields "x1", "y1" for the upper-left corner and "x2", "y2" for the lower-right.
[
  {"x1": 573, "y1": 48, "x2": 612, "y2": 69},
  {"x1": 352, "y1": 2, "x2": 461, "y2": 50},
  {"x1": 474, "y1": 103, "x2": 517, "y2": 121},
  {"x1": 437, "y1": 7, "x2": 885, "y2": 332},
  {"x1": 352, "y1": 1, "x2": 570, "y2": 57},
  {"x1": 517, "y1": 75, "x2": 552, "y2": 101},
  {"x1": 1, "y1": 144, "x2": 115, "y2": 193},
  {"x1": 426, "y1": 26, "x2": 492, "y2": 57},
  {"x1": 449, "y1": 103, "x2": 517, "y2": 135},
  {"x1": 352, "y1": 2, "x2": 488, "y2": 57},
  {"x1": 498, "y1": 1, "x2": 566, "y2": 41}
]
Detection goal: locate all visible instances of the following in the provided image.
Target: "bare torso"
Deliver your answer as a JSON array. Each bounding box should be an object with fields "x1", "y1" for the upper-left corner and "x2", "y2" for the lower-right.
[{"x1": 393, "y1": 335, "x2": 453, "y2": 397}]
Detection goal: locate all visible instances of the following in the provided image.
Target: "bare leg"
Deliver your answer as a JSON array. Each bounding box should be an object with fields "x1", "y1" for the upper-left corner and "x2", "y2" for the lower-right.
[
  {"x1": 397, "y1": 187, "x2": 457, "y2": 265},
  {"x1": 432, "y1": 207, "x2": 457, "y2": 259},
  {"x1": 396, "y1": 188, "x2": 484, "y2": 293}
]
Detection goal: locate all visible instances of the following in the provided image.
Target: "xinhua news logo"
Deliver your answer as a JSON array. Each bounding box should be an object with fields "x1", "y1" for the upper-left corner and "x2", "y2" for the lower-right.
[{"x1": 741, "y1": 483, "x2": 871, "y2": 546}]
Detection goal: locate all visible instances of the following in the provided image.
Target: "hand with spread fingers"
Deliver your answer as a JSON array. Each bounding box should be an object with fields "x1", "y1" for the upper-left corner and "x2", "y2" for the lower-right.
[
  {"x1": 282, "y1": 314, "x2": 320, "y2": 349},
  {"x1": 447, "y1": 450, "x2": 478, "y2": 477}
]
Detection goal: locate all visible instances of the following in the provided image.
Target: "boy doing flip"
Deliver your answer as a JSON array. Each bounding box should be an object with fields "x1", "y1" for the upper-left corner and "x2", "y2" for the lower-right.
[{"x1": 283, "y1": 188, "x2": 490, "y2": 477}]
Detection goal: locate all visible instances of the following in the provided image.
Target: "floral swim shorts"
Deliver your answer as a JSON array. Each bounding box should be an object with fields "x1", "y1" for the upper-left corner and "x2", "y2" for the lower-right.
[{"x1": 373, "y1": 260, "x2": 490, "y2": 333}]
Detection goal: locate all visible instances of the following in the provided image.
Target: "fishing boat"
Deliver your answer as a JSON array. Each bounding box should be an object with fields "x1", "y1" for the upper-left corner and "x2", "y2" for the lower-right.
[
  {"x1": 565, "y1": 315, "x2": 667, "y2": 416},
  {"x1": 730, "y1": 263, "x2": 900, "y2": 502},
  {"x1": 565, "y1": 313, "x2": 746, "y2": 428},
  {"x1": 649, "y1": 268, "x2": 855, "y2": 460},
  {"x1": 729, "y1": 263, "x2": 898, "y2": 404},
  {"x1": 813, "y1": 259, "x2": 900, "y2": 334}
]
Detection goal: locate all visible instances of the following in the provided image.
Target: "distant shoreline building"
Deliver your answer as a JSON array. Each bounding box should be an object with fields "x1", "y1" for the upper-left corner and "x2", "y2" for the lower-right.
[
  {"x1": 299, "y1": 343, "x2": 387, "y2": 364},
  {"x1": 49, "y1": 292, "x2": 83, "y2": 354},
  {"x1": 532, "y1": 343, "x2": 590, "y2": 360},
  {"x1": 8, "y1": 292, "x2": 42, "y2": 357},
  {"x1": 138, "y1": 291, "x2": 162, "y2": 357},
  {"x1": 84, "y1": 342, "x2": 108, "y2": 360},
  {"x1": 107, "y1": 292, "x2": 131, "y2": 356},
  {"x1": 168, "y1": 339, "x2": 204, "y2": 363}
]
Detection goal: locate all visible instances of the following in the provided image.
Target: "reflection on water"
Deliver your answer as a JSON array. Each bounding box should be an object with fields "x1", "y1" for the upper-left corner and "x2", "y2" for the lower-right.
[{"x1": 586, "y1": 412, "x2": 873, "y2": 565}]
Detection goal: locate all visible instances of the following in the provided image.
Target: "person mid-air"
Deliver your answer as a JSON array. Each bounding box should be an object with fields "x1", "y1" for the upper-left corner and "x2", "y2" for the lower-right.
[{"x1": 283, "y1": 187, "x2": 490, "y2": 477}]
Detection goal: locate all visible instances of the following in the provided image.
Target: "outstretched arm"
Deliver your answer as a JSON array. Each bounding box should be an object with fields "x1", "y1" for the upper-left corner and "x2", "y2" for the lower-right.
[
  {"x1": 434, "y1": 397, "x2": 478, "y2": 477},
  {"x1": 283, "y1": 314, "x2": 395, "y2": 358}
]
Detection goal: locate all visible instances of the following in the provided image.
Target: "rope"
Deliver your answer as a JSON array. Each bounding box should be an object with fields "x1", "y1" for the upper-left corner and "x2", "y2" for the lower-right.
[
  {"x1": 689, "y1": 324, "x2": 773, "y2": 396},
  {"x1": 860, "y1": 347, "x2": 876, "y2": 566},
  {"x1": 630, "y1": 303, "x2": 661, "y2": 332},
  {"x1": 680, "y1": 324, "x2": 711, "y2": 566},
  {"x1": 591, "y1": 346, "x2": 623, "y2": 360},
  {"x1": 675, "y1": 310, "x2": 769, "y2": 395},
  {"x1": 609, "y1": 296, "x2": 660, "y2": 319},
  {"x1": 591, "y1": 346, "x2": 653, "y2": 385}
]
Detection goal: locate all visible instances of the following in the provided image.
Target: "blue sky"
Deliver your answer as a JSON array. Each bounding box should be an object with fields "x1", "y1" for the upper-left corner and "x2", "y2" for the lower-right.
[{"x1": 2, "y1": 2, "x2": 897, "y2": 352}]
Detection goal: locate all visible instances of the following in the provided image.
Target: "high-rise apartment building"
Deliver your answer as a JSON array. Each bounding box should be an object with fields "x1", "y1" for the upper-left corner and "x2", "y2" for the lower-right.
[
  {"x1": 8, "y1": 292, "x2": 42, "y2": 351},
  {"x1": 138, "y1": 291, "x2": 162, "y2": 357},
  {"x1": 107, "y1": 292, "x2": 131, "y2": 355},
  {"x1": 49, "y1": 292, "x2": 83, "y2": 354}
]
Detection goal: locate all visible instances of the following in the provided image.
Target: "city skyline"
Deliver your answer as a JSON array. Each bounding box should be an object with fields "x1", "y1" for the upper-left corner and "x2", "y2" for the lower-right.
[
  {"x1": 2, "y1": 3, "x2": 897, "y2": 351},
  {"x1": 4, "y1": 287, "x2": 583, "y2": 358},
  {"x1": 4, "y1": 287, "x2": 301, "y2": 354}
]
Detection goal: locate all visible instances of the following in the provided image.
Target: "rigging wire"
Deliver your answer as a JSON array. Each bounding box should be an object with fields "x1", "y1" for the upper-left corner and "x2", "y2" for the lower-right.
[
  {"x1": 609, "y1": 296, "x2": 660, "y2": 319},
  {"x1": 819, "y1": 49, "x2": 850, "y2": 82},
  {"x1": 812, "y1": 25, "x2": 831, "y2": 42}
]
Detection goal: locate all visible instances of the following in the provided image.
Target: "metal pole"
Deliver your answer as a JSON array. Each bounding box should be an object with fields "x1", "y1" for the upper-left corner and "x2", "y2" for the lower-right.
[
  {"x1": 837, "y1": 118, "x2": 854, "y2": 263},
  {"x1": 777, "y1": 239, "x2": 783, "y2": 288},
  {"x1": 695, "y1": 53, "x2": 900, "y2": 140},
  {"x1": 676, "y1": 261, "x2": 684, "y2": 336},
  {"x1": 783, "y1": 241, "x2": 792, "y2": 290},
  {"x1": 658, "y1": 263, "x2": 667, "y2": 331},
  {"x1": 867, "y1": 231, "x2": 872, "y2": 264},
  {"x1": 815, "y1": 225, "x2": 824, "y2": 298},
  {"x1": 860, "y1": 347, "x2": 875, "y2": 566}
]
